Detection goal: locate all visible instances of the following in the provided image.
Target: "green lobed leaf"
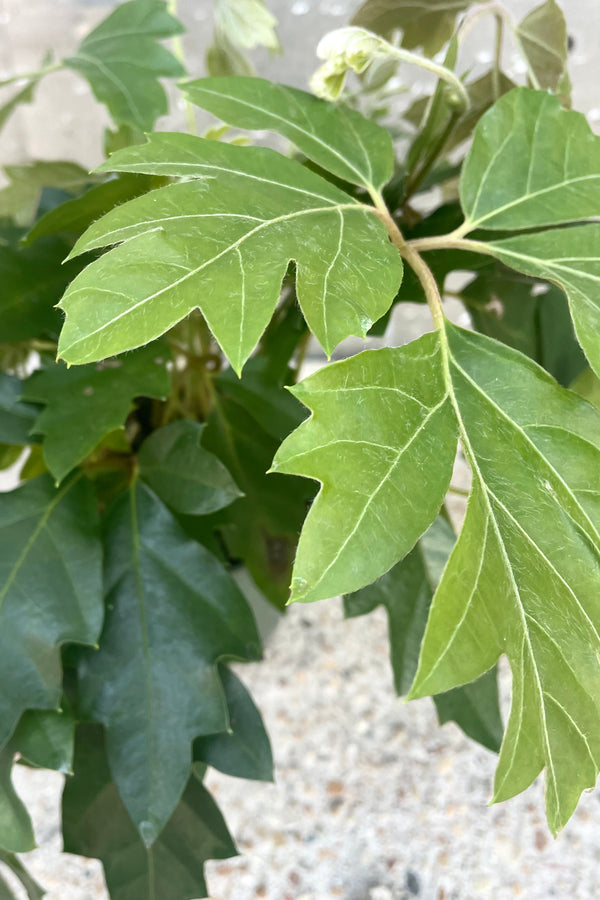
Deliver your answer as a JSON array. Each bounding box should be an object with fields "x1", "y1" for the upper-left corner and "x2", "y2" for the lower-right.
[
  {"x1": 64, "y1": 0, "x2": 185, "y2": 131},
  {"x1": 0, "y1": 374, "x2": 37, "y2": 445},
  {"x1": 138, "y1": 419, "x2": 242, "y2": 515},
  {"x1": 182, "y1": 76, "x2": 393, "y2": 193},
  {"x1": 57, "y1": 133, "x2": 402, "y2": 373},
  {"x1": 516, "y1": 0, "x2": 571, "y2": 103},
  {"x1": 0, "y1": 475, "x2": 102, "y2": 747},
  {"x1": 21, "y1": 343, "x2": 170, "y2": 484},
  {"x1": 78, "y1": 481, "x2": 261, "y2": 843},
  {"x1": 409, "y1": 323, "x2": 600, "y2": 833},
  {"x1": 345, "y1": 517, "x2": 503, "y2": 752},
  {"x1": 455, "y1": 88, "x2": 600, "y2": 377},
  {"x1": 0, "y1": 853, "x2": 44, "y2": 900},
  {"x1": 351, "y1": 0, "x2": 470, "y2": 56},
  {"x1": 194, "y1": 665, "x2": 273, "y2": 782},
  {"x1": 10, "y1": 708, "x2": 75, "y2": 774},
  {"x1": 273, "y1": 332, "x2": 457, "y2": 603},
  {"x1": 0, "y1": 749, "x2": 35, "y2": 853},
  {"x1": 63, "y1": 724, "x2": 236, "y2": 900}
]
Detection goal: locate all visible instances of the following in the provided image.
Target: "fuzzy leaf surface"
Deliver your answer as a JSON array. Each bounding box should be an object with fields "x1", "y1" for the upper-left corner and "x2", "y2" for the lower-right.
[
  {"x1": 410, "y1": 324, "x2": 600, "y2": 833},
  {"x1": 0, "y1": 475, "x2": 102, "y2": 747},
  {"x1": 138, "y1": 420, "x2": 242, "y2": 516},
  {"x1": 57, "y1": 134, "x2": 402, "y2": 373},
  {"x1": 78, "y1": 481, "x2": 261, "y2": 843},
  {"x1": 22, "y1": 343, "x2": 170, "y2": 483},
  {"x1": 63, "y1": 724, "x2": 236, "y2": 900},
  {"x1": 352, "y1": 0, "x2": 470, "y2": 55},
  {"x1": 194, "y1": 665, "x2": 273, "y2": 782},
  {"x1": 345, "y1": 517, "x2": 502, "y2": 751},
  {"x1": 274, "y1": 332, "x2": 457, "y2": 603},
  {"x1": 64, "y1": 0, "x2": 185, "y2": 130},
  {"x1": 182, "y1": 76, "x2": 393, "y2": 192}
]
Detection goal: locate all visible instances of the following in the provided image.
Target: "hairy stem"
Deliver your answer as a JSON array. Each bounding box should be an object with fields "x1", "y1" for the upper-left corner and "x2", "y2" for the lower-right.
[
  {"x1": 0, "y1": 62, "x2": 63, "y2": 88},
  {"x1": 386, "y1": 45, "x2": 470, "y2": 113}
]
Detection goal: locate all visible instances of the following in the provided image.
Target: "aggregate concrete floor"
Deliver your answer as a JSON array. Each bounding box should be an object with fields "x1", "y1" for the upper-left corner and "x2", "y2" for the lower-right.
[{"x1": 1, "y1": 2, "x2": 600, "y2": 898}]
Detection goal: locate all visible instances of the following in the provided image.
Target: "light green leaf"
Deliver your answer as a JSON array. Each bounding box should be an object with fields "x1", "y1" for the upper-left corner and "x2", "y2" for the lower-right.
[
  {"x1": 345, "y1": 517, "x2": 503, "y2": 752},
  {"x1": 194, "y1": 665, "x2": 273, "y2": 782},
  {"x1": 351, "y1": 0, "x2": 470, "y2": 56},
  {"x1": 182, "y1": 76, "x2": 393, "y2": 192},
  {"x1": 138, "y1": 419, "x2": 242, "y2": 515},
  {"x1": 0, "y1": 374, "x2": 37, "y2": 446},
  {"x1": 460, "y1": 89, "x2": 599, "y2": 231},
  {"x1": 516, "y1": 0, "x2": 571, "y2": 102},
  {"x1": 57, "y1": 134, "x2": 402, "y2": 373},
  {"x1": 78, "y1": 481, "x2": 261, "y2": 843},
  {"x1": 11, "y1": 708, "x2": 75, "y2": 774},
  {"x1": 0, "y1": 475, "x2": 102, "y2": 747},
  {"x1": 21, "y1": 343, "x2": 170, "y2": 484},
  {"x1": 0, "y1": 750, "x2": 35, "y2": 853},
  {"x1": 455, "y1": 88, "x2": 600, "y2": 376},
  {"x1": 409, "y1": 323, "x2": 600, "y2": 834},
  {"x1": 0, "y1": 853, "x2": 44, "y2": 900},
  {"x1": 0, "y1": 162, "x2": 92, "y2": 227},
  {"x1": 214, "y1": 0, "x2": 279, "y2": 51},
  {"x1": 64, "y1": 0, "x2": 185, "y2": 131},
  {"x1": 63, "y1": 724, "x2": 236, "y2": 900},
  {"x1": 273, "y1": 332, "x2": 457, "y2": 603}
]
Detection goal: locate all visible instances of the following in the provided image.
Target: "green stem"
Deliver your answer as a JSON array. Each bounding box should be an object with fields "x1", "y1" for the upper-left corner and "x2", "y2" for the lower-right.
[
  {"x1": 408, "y1": 233, "x2": 485, "y2": 254},
  {"x1": 386, "y1": 45, "x2": 470, "y2": 113},
  {"x1": 492, "y1": 13, "x2": 504, "y2": 101},
  {"x1": 0, "y1": 62, "x2": 63, "y2": 88},
  {"x1": 404, "y1": 107, "x2": 461, "y2": 199}
]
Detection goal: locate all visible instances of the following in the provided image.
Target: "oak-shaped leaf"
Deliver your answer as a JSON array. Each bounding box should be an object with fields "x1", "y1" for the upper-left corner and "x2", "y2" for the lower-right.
[
  {"x1": 182, "y1": 76, "x2": 393, "y2": 193},
  {"x1": 194, "y1": 665, "x2": 274, "y2": 782},
  {"x1": 0, "y1": 475, "x2": 102, "y2": 747},
  {"x1": 64, "y1": 0, "x2": 185, "y2": 131},
  {"x1": 77, "y1": 481, "x2": 261, "y2": 843},
  {"x1": 138, "y1": 419, "x2": 242, "y2": 515},
  {"x1": 409, "y1": 324, "x2": 600, "y2": 833},
  {"x1": 455, "y1": 89, "x2": 600, "y2": 376},
  {"x1": 345, "y1": 517, "x2": 503, "y2": 752},
  {"x1": 351, "y1": 0, "x2": 470, "y2": 56},
  {"x1": 273, "y1": 332, "x2": 457, "y2": 603},
  {"x1": 63, "y1": 724, "x2": 236, "y2": 900},
  {"x1": 22, "y1": 343, "x2": 171, "y2": 484},
  {"x1": 57, "y1": 132, "x2": 402, "y2": 373}
]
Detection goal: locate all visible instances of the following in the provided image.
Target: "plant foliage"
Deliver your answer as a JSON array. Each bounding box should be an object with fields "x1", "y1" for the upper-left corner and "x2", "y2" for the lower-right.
[{"x1": 0, "y1": 0, "x2": 598, "y2": 895}]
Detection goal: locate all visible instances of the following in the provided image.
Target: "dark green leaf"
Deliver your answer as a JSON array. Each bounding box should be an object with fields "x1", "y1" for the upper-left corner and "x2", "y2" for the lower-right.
[
  {"x1": 0, "y1": 854, "x2": 43, "y2": 900},
  {"x1": 0, "y1": 374, "x2": 37, "y2": 445},
  {"x1": 63, "y1": 724, "x2": 236, "y2": 900},
  {"x1": 182, "y1": 76, "x2": 394, "y2": 193},
  {"x1": 138, "y1": 419, "x2": 242, "y2": 515},
  {"x1": 352, "y1": 0, "x2": 470, "y2": 56},
  {"x1": 0, "y1": 162, "x2": 91, "y2": 226},
  {"x1": 58, "y1": 134, "x2": 402, "y2": 373},
  {"x1": 435, "y1": 670, "x2": 503, "y2": 753},
  {"x1": 78, "y1": 481, "x2": 261, "y2": 842},
  {"x1": 0, "y1": 749, "x2": 35, "y2": 853},
  {"x1": 194, "y1": 665, "x2": 273, "y2": 782},
  {"x1": 0, "y1": 474, "x2": 102, "y2": 746},
  {"x1": 274, "y1": 332, "x2": 457, "y2": 603},
  {"x1": 22, "y1": 343, "x2": 170, "y2": 483},
  {"x1": 11, "y1": 708, "x2": 74, "y2": 774},
  {"x1": 64, "y1": 0, "x2": 185, "y2": 131},
  {"x1": 410, "y1": 324, "x2": 600, "y2": 833}
]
